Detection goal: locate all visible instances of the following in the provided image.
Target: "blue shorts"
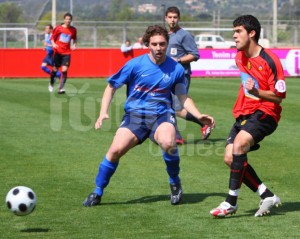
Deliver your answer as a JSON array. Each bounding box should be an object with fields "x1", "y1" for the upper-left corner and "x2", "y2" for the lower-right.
[
  {"x1": 119, "y1": 112, "x2": 176, "y2": 144},
  {"x1": 226, "y1": 110, "x2": 277, "y2": 146},
  {"x1": 42, "y1": 54, "x2": 54, "y2": 66}
]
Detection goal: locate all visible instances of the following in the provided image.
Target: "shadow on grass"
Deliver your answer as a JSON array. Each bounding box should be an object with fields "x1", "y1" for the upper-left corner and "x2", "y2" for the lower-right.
[
  {"x1": 244, "y1": 201, "x2": 300, "y2": 217},
  {"x1": 101, "y1": 192, "x2": 227, "y2": 205},
  {"x1": 21, "y1": 228, "x2": 50, "y2": 233},
  {"x1": 184, "y1": 138, "x2": 226, "y2": 145}
]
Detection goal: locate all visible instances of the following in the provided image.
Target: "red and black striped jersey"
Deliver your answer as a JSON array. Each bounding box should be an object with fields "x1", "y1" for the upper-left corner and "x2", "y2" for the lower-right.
[
  {"x1": 233, "y1": 48, "x2": 286, "y2": 124},
  {"x1": 51, "y1": 25, "x2": 77, "y2": 55}
]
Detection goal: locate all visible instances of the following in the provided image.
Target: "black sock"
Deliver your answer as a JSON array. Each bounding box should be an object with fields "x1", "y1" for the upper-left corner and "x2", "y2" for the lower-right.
[
  {"x1": 243, "y1": 164, "x2": 262, "y2": 192},
  {"x1": 229, "y1": 154, "x2": 248, "y2": 191},
  {"x1": 60, "y1": 71, "x2": 67, "y2": 89},
  {"x1": 185, "y1": 112, "x2": 204, "y2": 127},
  {"x1": 225, "y1": 154, "x2": 248, "y2": 206},
  {"x1": 261, "y1": 189, "x2": 274, "y2": 199},
  {"x1": 225, "y1": 195, "x2": 237, "y2": 206},
  {"x1": 50, "y1": 71, "x2": 56, "y2": 85}
]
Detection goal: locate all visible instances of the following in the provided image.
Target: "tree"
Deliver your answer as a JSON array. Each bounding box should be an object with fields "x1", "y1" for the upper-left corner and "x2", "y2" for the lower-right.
[
  {"x1": 0, "y1": 3, "x2": 23, "y2": 23},
  {"x1": 107, "y1": 0, "x2": 123, "y2": 21}
]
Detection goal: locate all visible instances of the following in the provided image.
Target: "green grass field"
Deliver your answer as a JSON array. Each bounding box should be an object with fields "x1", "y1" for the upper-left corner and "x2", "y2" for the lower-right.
[{"x1": 0, "y1": 77, "x2": 299, "y2": 238}]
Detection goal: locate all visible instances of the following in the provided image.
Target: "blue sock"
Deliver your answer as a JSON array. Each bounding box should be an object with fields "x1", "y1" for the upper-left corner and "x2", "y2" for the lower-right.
[
  {"x1": 94, "y1": 156, "x2": 119, "y2": 196},
  {"x1": 41, "y1": 65, "x2": 51, "y2": 75},
  {"x1": 163, "y1": 148, "x2": 180, "y2": 184}
]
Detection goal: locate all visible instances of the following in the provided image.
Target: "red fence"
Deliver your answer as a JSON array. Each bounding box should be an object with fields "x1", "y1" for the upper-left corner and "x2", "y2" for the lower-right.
[
  {"x1": 0, "y1": 48, "x2": 147, "y2": 78},
  {"x1": 1, "y1": 48, "x2": 299, "y2": 78}
]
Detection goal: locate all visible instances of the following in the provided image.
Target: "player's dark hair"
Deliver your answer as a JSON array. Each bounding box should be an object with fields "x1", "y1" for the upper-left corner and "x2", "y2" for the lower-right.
[
  {"x1": 142, "y1": 25, "x2": 169, "y2": 47},
  {"x1": 64, "y1": 12, "x2": 73, "y2": 20},
  {"x1": 233, "y1": 15, "x2": 261, "y2": 43},
  {"x1": 165, "y1": 6, "x2": 180, "y2": 18},
  {"x1": 46, "y1": 24, "x2": 53, "y2": 29}
]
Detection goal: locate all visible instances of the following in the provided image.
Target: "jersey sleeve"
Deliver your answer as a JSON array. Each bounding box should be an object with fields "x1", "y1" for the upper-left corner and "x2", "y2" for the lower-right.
[
  {"x1": 266, "y1": 52, "x2": 286, "y2": 99},
  {"x1": 172, "y1": 66, "x2": 187, "y2": 95},
  {"x1": 50, "y1": 27, "x2": 59, "y2": 41},
  {"x1": 72, "y1": 27, "x2": 77, "y2": 41},
  {"x1": 181, "y1": 32, "x2": 199, "y2": 61},
  {"x1": 107, "y1": 61, "x2": 133, "y2": 88}
]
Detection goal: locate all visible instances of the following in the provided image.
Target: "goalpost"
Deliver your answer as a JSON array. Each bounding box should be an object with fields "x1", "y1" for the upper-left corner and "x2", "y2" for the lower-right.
[{"x1": 0, "y1": 28, "x2": 29, "y2": 49}]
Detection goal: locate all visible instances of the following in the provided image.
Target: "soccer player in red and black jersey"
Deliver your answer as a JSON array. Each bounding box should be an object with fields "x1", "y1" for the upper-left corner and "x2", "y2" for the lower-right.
[
  {"x1": 210, "y1": 15, "x2": 286, "y2": 218},
  {"x1": 49, "y1": 12, "x2": 77, "y2": 94}
]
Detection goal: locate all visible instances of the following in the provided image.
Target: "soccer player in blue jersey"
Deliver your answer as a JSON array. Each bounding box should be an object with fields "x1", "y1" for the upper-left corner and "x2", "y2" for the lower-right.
[
  {"x1": 165, "y1": 6, "x2": 213, "y2": 144},
  {"x1": 40, "y1": 24, "x2": 61, "y2": 92},
  {"x1": 83, "y1": 25, "x2": 215, "y2": 207}
]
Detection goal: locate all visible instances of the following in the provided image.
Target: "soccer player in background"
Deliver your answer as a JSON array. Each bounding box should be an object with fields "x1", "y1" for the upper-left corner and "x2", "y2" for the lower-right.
[
  {"x1": 165, "y1": 6, "x2": 213, "y2": 144},
  {"x1": 83, "y1": 25, "x2": 215, "y2": 207},
  {"x1": 210, "y1": 15, "x2": 286, "y2": 218},
  {"x1": 50, "y1": 12, "x2": 77, "y2": 94},
  {"x1": 41, "y1": 24, "x2": 61, "y2": 92}
]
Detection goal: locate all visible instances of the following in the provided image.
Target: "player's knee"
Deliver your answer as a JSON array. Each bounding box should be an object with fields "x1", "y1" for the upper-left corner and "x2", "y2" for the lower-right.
[
  {"x1": 224, "y1": 154, "x2": 232, "y2": 167},
  {"x1": 106, "y1": 145, "x2": 125, "y2": 160},
  {"x1": 159, "y1": 139, "x2": 175, "y2": 152},
  {"x1": 233, "y1": 140, "x2": 250, "y2": 154}
]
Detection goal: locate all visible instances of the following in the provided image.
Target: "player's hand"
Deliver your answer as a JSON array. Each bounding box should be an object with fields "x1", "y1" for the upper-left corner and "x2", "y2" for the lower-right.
[
  {"x1": 199, "y1": 114, "x2": 216, "y2": 129},
  {"x1": 52, "y1": 43, "x2": 58, "y2": 49},
  {"x1": 245, "y1": 78, "x2": 257, "y2": 95},
  {"x1": 95, "y1": 114, "x2": 109, "y2": 130}
]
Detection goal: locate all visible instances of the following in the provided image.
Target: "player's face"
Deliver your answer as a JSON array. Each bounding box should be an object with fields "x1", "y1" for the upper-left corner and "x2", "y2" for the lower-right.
[
  {"x1": 165, "y1": 12, "x2": 179, "y2": 30},
  {"x1": 64, "y1": 16, "x2": 72, "y2": 27},
  {"x1": 233, "y1": 25, "x2": 251, "y2": 50},
  {"x1": 148, "y1": 34, "x2": 168, "y2": 65},
  {"x1": 45, "y1": 26, "x2": 52, "y2": 34}
]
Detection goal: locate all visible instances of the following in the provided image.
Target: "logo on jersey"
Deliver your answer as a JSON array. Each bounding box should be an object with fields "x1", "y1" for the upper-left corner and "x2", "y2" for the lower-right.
[
  {"x1": 120, "y1": 120, "x2": 125, "y2": 127},
  {"x1": 247, "y1": 61, "x2": 252, "y2": 70},
  {"x1": 258, "y1": 66, "x2": 263, "y2": 71},
  {"x1": 59, "y1": 33, "x2": 71, "y2": 43},
  {"x1": 162, "y1": 73, "x2": 171, "y2": 82},
  {"x1": 275, "y1": 79, "x2": 286, "y2": 93},
  {"x1": 170, "y1": 48, "x2": 177, "y2": 56},
  {"x1": 241, "y1": 120, "x2": 247, "y2": 126},
  {"x1": 170, "y1": 115, "x2": 175, "y2": 124}
]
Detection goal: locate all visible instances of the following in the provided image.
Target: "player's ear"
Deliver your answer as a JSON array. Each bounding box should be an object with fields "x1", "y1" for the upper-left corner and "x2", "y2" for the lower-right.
[{"x1": 249, "y1": 30, "x2": 256, "y2": 39}]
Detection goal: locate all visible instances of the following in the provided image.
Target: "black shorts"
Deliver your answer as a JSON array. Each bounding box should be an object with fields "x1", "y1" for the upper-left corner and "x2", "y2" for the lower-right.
[
  {"x1": 53, "y1": 53, "x2": 71, "y2": 68},
  {"x1": 226, "y1": 110, "x2": 277, "y2": 145},
  {"x1": 119, "y1": 112, "x2": 176, "y2": 144},
  {"x1": 42, "y1": 53, "x2": 54, "y2": 66}
]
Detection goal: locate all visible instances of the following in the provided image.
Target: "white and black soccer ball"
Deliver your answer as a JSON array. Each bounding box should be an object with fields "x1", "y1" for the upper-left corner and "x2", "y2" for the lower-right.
[{"x1": 6, "y1": 186, "x2": 37, "y2": 216}]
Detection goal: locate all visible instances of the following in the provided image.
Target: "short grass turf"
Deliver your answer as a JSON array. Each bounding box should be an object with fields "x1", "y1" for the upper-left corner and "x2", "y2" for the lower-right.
[{"x1": 0, "y1": 77, "x2": 299, "y2": 239}]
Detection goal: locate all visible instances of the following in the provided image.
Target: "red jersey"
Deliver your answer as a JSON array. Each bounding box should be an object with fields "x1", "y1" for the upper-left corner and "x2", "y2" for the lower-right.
[
  {"x1": 233, "y1": 48, "x2": 286, "y2": 123},
  {"x1": 51, "y1": 24, "x2": 77, "y2": 55}
]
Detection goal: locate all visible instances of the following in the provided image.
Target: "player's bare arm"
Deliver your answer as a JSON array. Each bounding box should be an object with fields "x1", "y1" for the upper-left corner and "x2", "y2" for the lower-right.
[
  {"x1": 51, "y1": 40, "x2": 58, "y2": 49},
  {"x1": 179, "y1": 54, "x2": 197, "y2": 64},
  {"x1": 95, "y1": 84, "x2": 116, "y2": 130},
  {"x1": 72, "y1": 41, "x2": 77, "y2": 50},
  {"x1": 178, "y1": 94, "x2": 215, "y2": 128}
]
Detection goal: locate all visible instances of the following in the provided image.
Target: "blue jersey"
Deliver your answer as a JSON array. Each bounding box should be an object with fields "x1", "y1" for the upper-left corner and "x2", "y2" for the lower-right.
[
  {"x1": 167, "y1": 28, "x2": 199, "y2": 75},
  {"x1": 108, "y1": 54, "x2": 186, "y2": 115},
  {"x1": 45, "y1": 33, "x2": 53, "y2": 55}
]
